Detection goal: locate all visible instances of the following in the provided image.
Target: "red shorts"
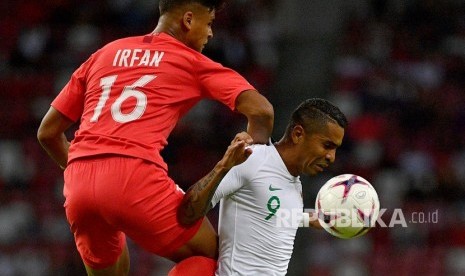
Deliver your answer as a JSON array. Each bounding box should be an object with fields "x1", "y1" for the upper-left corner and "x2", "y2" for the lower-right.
[{"x1": 63, "y1": 155, "x2": 203, "y2": 269}]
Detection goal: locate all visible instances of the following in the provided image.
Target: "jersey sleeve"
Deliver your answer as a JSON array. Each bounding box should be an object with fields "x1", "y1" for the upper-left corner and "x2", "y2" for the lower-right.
[
  {"x1": 194, "y1": 57, "x2": 255, "y2": 111},
  {"x1": 51, "y1": 55, "x2": 93, "y2": 122},
  {"x1": 211, "y1": 146, "x2": 260, "y2": 207},
  {"x1": 211, "y1": 167, "x2": 243, "y2": 208}
]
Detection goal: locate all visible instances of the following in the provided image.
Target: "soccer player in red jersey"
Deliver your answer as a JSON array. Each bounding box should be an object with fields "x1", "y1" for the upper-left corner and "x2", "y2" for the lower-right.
[{"x1": 37, "y1": 0, "x2": 273, "y2": 275}]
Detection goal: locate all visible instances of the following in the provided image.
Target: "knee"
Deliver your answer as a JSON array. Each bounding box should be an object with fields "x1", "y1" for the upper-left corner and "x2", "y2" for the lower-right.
[{"x1": 168, "y1": 256, "x2": 217, "y2": 276}]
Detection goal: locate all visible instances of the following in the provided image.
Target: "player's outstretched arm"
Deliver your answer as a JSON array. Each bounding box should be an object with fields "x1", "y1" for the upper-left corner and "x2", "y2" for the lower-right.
[
  {"x1": 37, "y1": 107, "x2": 74, "y2": 170},
  {"x1": 309, "y1": 211, "x2": 323, "y2": 229},
  {"x1": 235, "y1": 90, "x2": 274, "y2": 144},
  {"x1": 301, "y1": 211, "x2": 323, "y2": 229},
  {"x1": 177, "y1": 132, "x2": 253, "y2": 226}
]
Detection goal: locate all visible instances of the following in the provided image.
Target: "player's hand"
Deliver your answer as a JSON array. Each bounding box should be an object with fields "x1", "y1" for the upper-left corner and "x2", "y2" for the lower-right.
[
  {"x1": 217, "y1": 132, "x2": 253, "y2": 170},
  {"x1": 231, "y1": 131, "x2": 253, "y2": 145}
]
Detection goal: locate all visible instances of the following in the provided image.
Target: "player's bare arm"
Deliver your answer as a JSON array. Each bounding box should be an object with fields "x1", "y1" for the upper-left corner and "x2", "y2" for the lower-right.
[
  {"x1": 37, "y1": 107, "x2": 74, "y2": 170},
  {"x1": 177, "y1": 133, "x2": 253, "y2": 226},
  {"x1": 235, "y1": 90, "x2": 274, "y2": 144},
  {"x1": 308, "y1": 211, "x2": 323, "y2": 229}
]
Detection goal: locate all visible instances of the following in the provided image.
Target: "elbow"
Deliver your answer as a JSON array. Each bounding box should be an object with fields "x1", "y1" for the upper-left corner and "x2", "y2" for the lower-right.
[
  {"x1": 177, "y1": 208, "x2": 199, "y2": 227},
  {"x1": 251, "y1": 94, "x2": 273, "y2": 117},
  {"x1": 261, "y1": 101, "x2": 274, "y2": 123},
  {"x1": 176, "y1": 198, "x2": 201, "y2": 227},
  {"x1": 250, "y1": 102, "x2": 274, "y2": 143},
  {"x1": 37, "y1": 125, "x2": 59, "y2": 149},
  {"x1": 237, "y1": 89, "x2": 274, "y2": 122},
  {"x1": 177, "y1": 216, "x2": 193, "y2": 228},
  {"x1": 176, "y1": 198, "x2": 211, "y2": 227},
  {"x1": 247, "y1": 100, "x2": 274, "y2": 126},
  {"x1": 37, "y1": 126, "x2": 49, "y2": 146},
  {"x1": 37, "y1": 126, "x2": 53, "y2": 146},
  {"x1": 256, "y1": 99, "x2": 274, "y2": 125}
]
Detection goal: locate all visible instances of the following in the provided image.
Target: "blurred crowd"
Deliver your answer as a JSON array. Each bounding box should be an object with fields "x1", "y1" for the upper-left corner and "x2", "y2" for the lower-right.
[
  {"x1": 0, "y1": 0, "x2": 464, "y2": 275},
  {"x1": 297, "y1": 1, "x2": 465, "y2": 275},
  {"x1": 0, "y1": 0, "x2": 277, "y2": 274}
]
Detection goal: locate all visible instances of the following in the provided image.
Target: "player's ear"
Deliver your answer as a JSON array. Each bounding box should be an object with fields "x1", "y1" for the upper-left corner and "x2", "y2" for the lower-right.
[
  {"x1": 291, "y1": 125, "x2": 305, "y2": 144},
  {"x1": 182, "y1": 11, "x2": 194, "y2": 30}
]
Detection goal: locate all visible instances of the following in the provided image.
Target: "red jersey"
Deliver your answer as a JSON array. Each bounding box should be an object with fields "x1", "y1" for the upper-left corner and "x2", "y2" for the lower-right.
[{"x1": 52, "y1": 32, "x2": 255, "y2": 170}]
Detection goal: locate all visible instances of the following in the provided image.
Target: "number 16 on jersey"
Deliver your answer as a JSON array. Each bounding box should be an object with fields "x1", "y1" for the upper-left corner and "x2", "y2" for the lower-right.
[{"x1": 90, "y1": 75, "x2": 156, "y2": 123}]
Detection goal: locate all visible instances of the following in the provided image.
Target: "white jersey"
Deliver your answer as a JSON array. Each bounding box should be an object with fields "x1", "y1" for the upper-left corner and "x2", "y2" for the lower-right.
[{"x1": 211, "y1": 144, "x2": 303, "y2": 276}]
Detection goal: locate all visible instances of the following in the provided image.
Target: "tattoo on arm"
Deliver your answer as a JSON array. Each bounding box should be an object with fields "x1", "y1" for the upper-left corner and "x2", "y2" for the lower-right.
[
  {"x1": 186, "y1": 171, "x2": 216, "y2": 218},
  {"x1": 178, "y1": 168, "x2": 226, "y2": 225}
]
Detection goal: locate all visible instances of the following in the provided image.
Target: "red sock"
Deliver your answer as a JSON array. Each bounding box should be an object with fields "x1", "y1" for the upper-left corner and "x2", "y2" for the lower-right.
[{"x1": 168, "y1": 256, "x2": 217, "y2": 276}]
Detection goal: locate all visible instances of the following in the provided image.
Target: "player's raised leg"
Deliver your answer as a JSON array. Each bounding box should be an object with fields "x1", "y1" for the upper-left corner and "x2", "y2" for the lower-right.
[
  {"x1": 165, "y1": 218, "x2": 218, "y2": 262},
  {"x1": 165, "y1": 218, "x2": 218, "y2": 276},
  {"x1": 168, "y1": 255, "x2": 217, "y2": 276}
]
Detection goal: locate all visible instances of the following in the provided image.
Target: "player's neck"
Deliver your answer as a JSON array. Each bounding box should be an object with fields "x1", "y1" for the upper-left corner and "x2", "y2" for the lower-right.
[
  {"x1": 152, "y1": 15, "x2": 185, "y2": 42},
  {"x1": 274, "y1": 141, "x2": 300, "y2": 177}
]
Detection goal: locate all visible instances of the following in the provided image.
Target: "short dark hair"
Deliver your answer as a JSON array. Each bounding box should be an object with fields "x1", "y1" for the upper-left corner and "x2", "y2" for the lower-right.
[
  {"x1": 159, "y1": 0, "x2": 227, "y2": 14},
  {"x1": 284, "y1": 98, "x2": 348, "y2": 137}
]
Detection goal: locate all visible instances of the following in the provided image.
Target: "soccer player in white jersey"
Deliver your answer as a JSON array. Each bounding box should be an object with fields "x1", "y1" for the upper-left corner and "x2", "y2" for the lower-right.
[{"x1": 177, "y1": 98, "x2": 348, "y2": 275}]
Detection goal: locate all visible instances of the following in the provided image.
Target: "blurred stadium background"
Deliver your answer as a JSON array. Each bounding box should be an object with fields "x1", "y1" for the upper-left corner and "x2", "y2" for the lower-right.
[{"x1": 1, "y1": 0, "x2": 465, "y2": 275}]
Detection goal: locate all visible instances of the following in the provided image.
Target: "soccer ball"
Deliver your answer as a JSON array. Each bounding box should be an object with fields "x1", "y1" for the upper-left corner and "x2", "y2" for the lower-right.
[{"x1": 315, "y1": 174, "x2": 380, "y2": 239}]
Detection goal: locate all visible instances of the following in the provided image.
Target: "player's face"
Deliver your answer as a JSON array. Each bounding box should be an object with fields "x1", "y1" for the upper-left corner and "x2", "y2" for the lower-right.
[
  {"x1": 297, "y1": 122, "x2": 344, "y2": 176},
  {"x1": 185, "y1": 6, "x2": 215, "y2": 52}
]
